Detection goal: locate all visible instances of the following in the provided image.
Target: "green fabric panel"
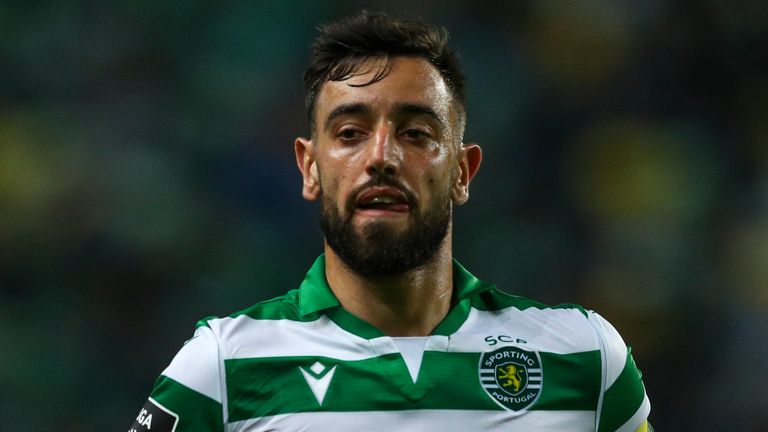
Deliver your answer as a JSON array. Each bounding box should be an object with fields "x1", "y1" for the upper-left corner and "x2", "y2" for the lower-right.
[
  {"x1": 472, "y1": 290, "x2": 589, "y2": 317},
  {"x1": 536, "y1": 351, "x2": 601, "y2": 411},
  {"x1": 471, "y1": 290, "x2": 549, "y2": 311},
  {"x1": 225, "y1": 352, "x2": 496, "y2": 421},
  {"x1": 326, "y1": 295, "x2": 475, "y2": 339},
  {"x1": 196, "y1": 291, "x2": 308, "y2": 328},
  {"x1": 150, "y1": 375, "x2": 224, "y2": 432},
  {"x1": 225, "y1": 350, "x2": 602, "y2": 421},
  {"x1": 233, "y1": 290, "x2": 309, "y2": 321},
  {"x1": 597, "y1": 351, "x2": 646, "y2": 432},
  {"x1": 297, "y1": 255, "x2": 341, "y2": 316},
  {"x1": 325, "y1": 307, "x2": 385, "y2": 339},
  {"x1": 452, "y1": 259, "x2": 496, "y2": 299},
  {"x1": 432, "y1": 298, "x2": 471, "y2": 336}
]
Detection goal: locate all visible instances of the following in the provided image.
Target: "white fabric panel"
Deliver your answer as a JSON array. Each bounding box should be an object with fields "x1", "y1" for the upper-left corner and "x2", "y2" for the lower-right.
[
  {"x1": 209, "y1": 305, "x2": 613, "y2": 361},
  {"x1": 451, "y1": 306, "x2": 601, "y2": 354},
  {"x1": 229, "y1": 409, "x2": 595, "y2": 432},
  {"x1": 161, "y1": 326, "x2": 222, "y2": 403},
  {"x1": 391, "y1": 336, "x2": 428, "y2": 383},
  {"x1": 210, "y1": 315, "x2": 399, "y2": 361},
  {"x1": 587, "y1": 311, "x2": 630, "y2": 388}
]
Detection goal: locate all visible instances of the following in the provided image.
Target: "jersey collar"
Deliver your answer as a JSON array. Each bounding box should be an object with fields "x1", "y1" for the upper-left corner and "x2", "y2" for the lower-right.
[
  {"x1": 297, "y1": 254, "x2": 495, "y2": 318},
  {"x1": 297, "y1": 255, "x2": 340, "y2": 317}
]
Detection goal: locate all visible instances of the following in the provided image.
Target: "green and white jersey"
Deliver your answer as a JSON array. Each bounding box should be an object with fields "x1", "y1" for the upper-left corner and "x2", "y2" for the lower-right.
[{"x1": 129, "y1": 256, "x2": 650, "y2": 432}]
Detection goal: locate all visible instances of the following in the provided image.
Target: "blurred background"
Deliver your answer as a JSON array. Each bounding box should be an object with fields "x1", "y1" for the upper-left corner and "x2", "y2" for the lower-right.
[{"x1": 1, "y1": 0, "x2": 767, "y2": 430}]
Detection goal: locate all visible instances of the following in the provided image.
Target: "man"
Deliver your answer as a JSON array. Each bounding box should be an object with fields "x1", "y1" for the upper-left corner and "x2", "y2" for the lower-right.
[{"x1": 129, "y1": 11, "x2": 651, "y2": 432}]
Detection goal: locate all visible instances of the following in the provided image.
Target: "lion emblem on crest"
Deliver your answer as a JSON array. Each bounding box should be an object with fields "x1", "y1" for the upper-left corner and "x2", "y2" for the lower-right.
[{"x1": 496, "y1": 363, "x2": 526, "y2": 393}]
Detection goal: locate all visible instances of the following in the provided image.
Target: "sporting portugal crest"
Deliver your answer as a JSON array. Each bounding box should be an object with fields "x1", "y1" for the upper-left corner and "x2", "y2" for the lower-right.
[{"x1": 479, "y1": 346, "x2": 542, "y2": 412}]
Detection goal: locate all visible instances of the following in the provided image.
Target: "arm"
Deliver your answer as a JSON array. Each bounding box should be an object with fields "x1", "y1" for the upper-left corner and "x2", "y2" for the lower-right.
[
  {"x1": 589, "y1": 312, "x2": 651, "y2": 432},
  {"x1": 128, "y1": 325, "x2": 225, "y2": 432}
]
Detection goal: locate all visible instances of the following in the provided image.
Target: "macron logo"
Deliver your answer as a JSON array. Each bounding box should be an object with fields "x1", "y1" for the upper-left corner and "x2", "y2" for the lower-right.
[{"x1": 298, "y1": 361, "x2": 337, "y2": 406}]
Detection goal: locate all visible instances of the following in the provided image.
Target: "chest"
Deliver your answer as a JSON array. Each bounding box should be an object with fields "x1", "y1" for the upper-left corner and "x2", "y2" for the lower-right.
[{"x1": 223, "y1": 331, "x2": 601, "y2": 431}]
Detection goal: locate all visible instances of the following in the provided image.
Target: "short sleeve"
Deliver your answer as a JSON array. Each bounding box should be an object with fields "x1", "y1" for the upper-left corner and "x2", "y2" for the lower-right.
[
  {"x1": 128, "y1": 325, "x2": 225, "y2": 432},
  {"x1": 589, "y1": 312, "x2": 651, "y2": 432}
]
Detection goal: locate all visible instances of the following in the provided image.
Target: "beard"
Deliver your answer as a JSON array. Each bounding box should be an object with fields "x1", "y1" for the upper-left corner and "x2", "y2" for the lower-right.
[{"x1": 320, "y1": 175, "x2": 451, "y2": 278}]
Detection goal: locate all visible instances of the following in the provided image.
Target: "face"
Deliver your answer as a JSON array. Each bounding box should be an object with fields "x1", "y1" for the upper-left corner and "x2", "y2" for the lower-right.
[{"x1": 296, "y1": 57, "x2": 481, "y2": 277}]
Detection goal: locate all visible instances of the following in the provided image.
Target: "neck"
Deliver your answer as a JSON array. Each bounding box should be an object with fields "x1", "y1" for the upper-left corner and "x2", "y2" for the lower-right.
[{"x1": 323, "y1": 233, "x2": 454, "y2": 337}]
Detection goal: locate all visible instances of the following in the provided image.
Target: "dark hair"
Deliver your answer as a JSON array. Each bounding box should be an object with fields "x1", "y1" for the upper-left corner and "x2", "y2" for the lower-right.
[{"x1": 303, "y1": 11, "x2": 466, "y2": 133}]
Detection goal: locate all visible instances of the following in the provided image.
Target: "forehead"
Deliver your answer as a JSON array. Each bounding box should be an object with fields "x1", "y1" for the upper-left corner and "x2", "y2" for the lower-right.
[{"x1": 315, "y1": 57, "x2": 453, "y2": 125}]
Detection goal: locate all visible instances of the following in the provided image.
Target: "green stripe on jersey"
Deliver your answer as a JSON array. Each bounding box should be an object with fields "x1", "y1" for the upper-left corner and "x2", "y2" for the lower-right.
[
  {"x1": 150, "y1": 376, "x2": 223, "y2": 432},
  {"x1": 536, "y1": 350, "x2": 601, "y2": 411},
  {"x1": 598, "y1": 350, "x2": 646, "y2": 432},
  {"x1": 225, "y1": 350, "x2": 601, "y2": 421}
]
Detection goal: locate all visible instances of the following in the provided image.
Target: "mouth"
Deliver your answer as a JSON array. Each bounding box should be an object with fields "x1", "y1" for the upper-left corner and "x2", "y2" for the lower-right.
[{"x1": 355, "y1": 187, "x2": 411, "y2": 214}]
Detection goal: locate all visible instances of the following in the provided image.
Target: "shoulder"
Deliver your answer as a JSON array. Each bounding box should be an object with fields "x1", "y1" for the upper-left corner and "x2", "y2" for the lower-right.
[
  {"x1": 584, "y1": 310, "x2": 633, "y2": 386},
  {"x1": 200, "y1": 287, "x2": 326, "y2": 334},
  {"x1": 195, "y1": 288, "x2": 315, "y2": 336},
  {"x1": 468, "y1": 289, "x2": 641, "y2": 363},
  {"x1": 159, "y1": 289, "x2": 304, "y2": 400},
  {"x1": 473, "y1": 288, "x2": 593, "y2": 320},
  {"x1": 201, "y1": 288, "x2": 303, "y2": 327},
  {"x1": 583, "y1": 309, "x2": 650, "y2": 431},
  {"x1": 159, "y1": 323, "x2": 222, "y2": 404},
  {"x1": 469, "y1": 289, "x2": 609, "y2": 352}
]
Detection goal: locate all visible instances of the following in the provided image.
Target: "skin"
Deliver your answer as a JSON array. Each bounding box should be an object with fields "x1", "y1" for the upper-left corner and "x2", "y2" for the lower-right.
[{"x1": 295, "y1": 57, "x2": 482, "y2": 336}]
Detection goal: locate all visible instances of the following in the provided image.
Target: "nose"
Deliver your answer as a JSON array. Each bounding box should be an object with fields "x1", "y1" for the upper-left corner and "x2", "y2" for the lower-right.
[{"x1": 365, "y1": 124, "x2": 401, "y2": 177}]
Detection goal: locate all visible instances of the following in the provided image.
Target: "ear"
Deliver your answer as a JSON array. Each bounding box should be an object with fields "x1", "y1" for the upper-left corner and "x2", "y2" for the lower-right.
[
  {"x1": 295, "y1": 137, "x2": 321, "y2": 201},
  {"x1": 451, "y1": 143, "x2": 482, "y2": 205}
]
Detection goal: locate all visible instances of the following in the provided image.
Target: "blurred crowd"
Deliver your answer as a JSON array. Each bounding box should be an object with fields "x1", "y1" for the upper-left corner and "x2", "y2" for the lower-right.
[{"x1": 1, "y1": 1, "x2": 766, "y2": 430}]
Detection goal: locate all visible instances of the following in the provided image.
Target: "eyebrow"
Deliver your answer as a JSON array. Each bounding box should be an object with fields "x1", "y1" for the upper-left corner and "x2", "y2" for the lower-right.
[
  {"x1": 324, "y1": 103, "x2": 370, "y2": 133},
  {"x1": 393, "y1": 103, "x2": 446, "y2": 129},
  {"x1": 323, "y1": 102, "x2": 446, "y2": 133}
]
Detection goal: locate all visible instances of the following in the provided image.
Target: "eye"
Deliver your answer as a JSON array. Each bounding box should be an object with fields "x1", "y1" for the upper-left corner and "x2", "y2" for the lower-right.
[
  {"x1": 401, "y1": 128, "x2": 431, "y2": 143},
  {"x1": 336, "y1": 127, "x2": 367, "y2": 142}
]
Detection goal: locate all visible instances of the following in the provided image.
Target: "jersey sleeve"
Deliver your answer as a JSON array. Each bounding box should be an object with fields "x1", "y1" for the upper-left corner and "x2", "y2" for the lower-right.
[
  {"x1": 589, "y1": 311, "x2": 651, "y2": 432},
  {"x1": 128, "y1": 324, "x2": 225, "y2": 432}
]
